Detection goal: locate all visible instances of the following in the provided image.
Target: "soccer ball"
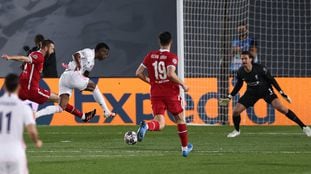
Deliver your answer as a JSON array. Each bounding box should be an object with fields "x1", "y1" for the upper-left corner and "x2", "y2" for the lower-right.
[{"x1": 124, "y1": 131, "x2": 138, "y2": 145}]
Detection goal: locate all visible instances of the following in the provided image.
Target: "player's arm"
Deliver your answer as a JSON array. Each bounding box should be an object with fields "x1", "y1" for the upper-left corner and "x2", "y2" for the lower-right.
[
  {"x1": 261, "y1": 66, "x2": 291, "y2": 103},
  {"x1": 73, "y1": 53, "x2": 82, "y2": 71},
  {"x1": 136, "y1": 64, "x2": 150, "y2": 84},
  {"x1": 24, "y1": 109, "x2": 42, "y2": 148},
  {"x1": 219, "y1": 73, "x2": 243, "y2": 106},
  {"x1": 167, "y1": 66, "x2": 189, "y2": 92},
  {"x1": 1, "y1": 54, "x2": 31, "y2": 63},
  {"x1": 26, "y1": 124, "x2": 42, "y2": 148}
]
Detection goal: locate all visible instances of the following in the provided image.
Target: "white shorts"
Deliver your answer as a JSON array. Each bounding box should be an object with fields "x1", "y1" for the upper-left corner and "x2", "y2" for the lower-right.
[
  {"x1": 0, "y1": 152, "x2": 28, "y2": 174},
  {"x1": 59, "y1": 71, "x2": 89, "y2": 96}
]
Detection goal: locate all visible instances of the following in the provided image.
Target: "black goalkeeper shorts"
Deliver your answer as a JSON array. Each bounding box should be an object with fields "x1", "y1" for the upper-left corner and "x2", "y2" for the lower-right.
[{"x1": 238, "y1": 88, "x2": 278, "y2": 108}]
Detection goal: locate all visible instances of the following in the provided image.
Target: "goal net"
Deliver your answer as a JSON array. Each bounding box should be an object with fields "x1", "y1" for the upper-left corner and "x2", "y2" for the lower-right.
[{"x1": 178, "y1": 0, "x2": 311, "y2": 125}]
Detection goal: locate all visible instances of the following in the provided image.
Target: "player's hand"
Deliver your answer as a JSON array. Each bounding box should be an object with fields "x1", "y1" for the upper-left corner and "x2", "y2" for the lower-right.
[
  {"x1": 61, "y1": 63, "x2": 69, "y2": 69},
  {"x1": 219, "y1": 95, "x2": 232, "y2": 106},
  {"x1": 280, "y1": 91, "x2": 292, "y2": 103},
  {"x1": 35, "y1": 140, "x2": 43, "y2": 148},
  {"x1": 182, "y1": 84, "x2": 189, "y2": 92},
  {"x1": 1, "y1": 54, "x2": 10, "y2": 60}
]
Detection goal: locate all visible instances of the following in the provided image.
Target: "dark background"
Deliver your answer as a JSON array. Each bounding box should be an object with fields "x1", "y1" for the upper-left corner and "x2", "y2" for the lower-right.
[{"x1": 0, "y1": 0, "x2": 310, "y2": 77}]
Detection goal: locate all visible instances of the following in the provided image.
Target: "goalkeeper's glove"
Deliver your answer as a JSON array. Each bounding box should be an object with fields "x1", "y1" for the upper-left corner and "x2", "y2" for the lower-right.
[
  {"x1": 219, "y1": 94, "x2": 232, "y2": 106},
  {"x1": 279, "y1": 91, "x2": 292, "y2": 103}
]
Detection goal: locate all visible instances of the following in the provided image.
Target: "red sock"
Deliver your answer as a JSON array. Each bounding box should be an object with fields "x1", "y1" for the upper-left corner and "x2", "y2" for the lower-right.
[
  {"x1": 147, "y1": 120, "x2": 160, "y2": 131},
  {"x1": 177, "y1": 124, "x2": 188, "y2": 147},
  {"x1": 65, "y1": 104, "x2": 83, "y2": 118}
]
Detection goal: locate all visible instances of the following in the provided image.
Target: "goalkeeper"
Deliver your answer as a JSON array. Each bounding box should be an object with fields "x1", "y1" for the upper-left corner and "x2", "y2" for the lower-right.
[{"x1": 220, "y1": 51, "x2": 311, "y2": 138}]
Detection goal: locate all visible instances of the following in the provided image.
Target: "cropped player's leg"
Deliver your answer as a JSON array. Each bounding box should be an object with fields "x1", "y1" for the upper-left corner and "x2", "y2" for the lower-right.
[
  {"x1": 166, "y1": 96, "x2": 192, "y2": 157},
  {"x1": 36, "y1": 92, "x2": 62, "y2": 118},
  {"x1": 174, "y1": 112, "x2": 193, "y2": 157},
  {"x1": 227, "y1": 103, "x2": 246, "y2": 138},
  {"x1": 56, "y1": 72, "x2": 96, "y2": 122},
  {"x1": 270, "y1": 98, "x2": 311, "y2": 136},
  {"x1": 59, "y1": 94, "x2": 95, "y2": 122},
  {"x1": 84, "y1": 80, "x2": 115, "y2": 118},
  {"x1": 137, "y1": 97, "x2": 165, "y2": 142},
  {"x1": 149, "y1": 115, "x2": 165, "y2": 130}
]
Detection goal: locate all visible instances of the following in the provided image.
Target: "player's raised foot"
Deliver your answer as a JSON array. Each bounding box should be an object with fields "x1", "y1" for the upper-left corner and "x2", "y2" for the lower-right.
[
  {"x1": 302, "y1": 126, "x2": 311, "y2": 137},
  {"x1": 104, "y1": 111, "x2": 116, "y2": 118},
  {"x1": 227, "y1": 130, "x2": 240, "y2": 138},
  {"x1": 137, "y1": 121, "x2": 148, "y2": 142},
  {"x1": 182, "y1": 143, "x2": 193, "y2": 157},
  {"x1": 82, "y1": 109, "x2": 96, "y2": 122}
]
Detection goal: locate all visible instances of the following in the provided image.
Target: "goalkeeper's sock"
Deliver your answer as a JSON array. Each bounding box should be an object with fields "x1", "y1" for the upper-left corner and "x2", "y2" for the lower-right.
[
  {"x1": 285, "y1": 109, "x2": 306, "y2": 129},
  {"x1": 177, "y1": 124, "x2": 188, "y2": 148},
  {"x1": 147, "y1": 120, "x2": 160, "y2": 131},
  {"x1": 233, "y1": 115, "x2": 241, "y2": 131},
  {"x1": 65, "y1": 104, "x2": 83, "y2": 118}
]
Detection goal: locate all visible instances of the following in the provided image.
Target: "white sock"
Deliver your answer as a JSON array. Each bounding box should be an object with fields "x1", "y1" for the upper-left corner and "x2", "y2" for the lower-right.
[
  {"x1": 92, "y1": 86, "x2": 111, "y2": 113},
  {"x1": 181, "y1": 146, "x2": 188, "y2": 151},
  {"x1": 35, "y1": 105, "x2": 62, "y2": 119},
  {"x1": 81, "y1": 113, "x2": 86, "y2": 120}
]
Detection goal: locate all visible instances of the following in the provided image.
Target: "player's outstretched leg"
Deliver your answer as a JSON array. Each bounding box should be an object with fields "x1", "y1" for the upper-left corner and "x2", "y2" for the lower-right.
[
  {"x1": 35, "y1": 105, "x2": 62, "y2": 119},
  {"x1": 271, "y1": 99, "x2": 311, "y2": 137},
  {"x1": 227, "y1": 103, "x2": 245, "y2": 138},
  {"x1": 85, "y1": 81, "x2": 115, "y2": 118},
  {"x1": 59, "y1": 94, "x2": 96, "y2": 122},
  {"x1": 137, "y1": 121, "x2": 148, "y2": 142},
  {"x1": 137, "y1": 116, "x2": 165, "y2": 142}
]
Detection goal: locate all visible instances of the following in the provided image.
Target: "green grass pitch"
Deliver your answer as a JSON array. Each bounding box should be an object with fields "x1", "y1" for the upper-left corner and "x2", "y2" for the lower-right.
[{"x1": 25, "y1": 126, "x2": 311, "y2": 174}]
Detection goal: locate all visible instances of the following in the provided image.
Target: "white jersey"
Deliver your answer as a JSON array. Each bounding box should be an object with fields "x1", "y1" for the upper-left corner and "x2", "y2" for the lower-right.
[
  {"x1": 0, "y1": 93, "x2": 35, "y2": 161},
  {"x1": 67, "y1": 48, "x2": 95, "y2": 74}
]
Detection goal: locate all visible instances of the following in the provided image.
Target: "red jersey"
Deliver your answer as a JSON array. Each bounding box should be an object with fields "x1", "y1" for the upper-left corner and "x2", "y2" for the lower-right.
[
  {"x1": 142, "y1": 49, "x2": 180, "y2": 97},
  {"x1": 19, "y1": 51, "x2": 44, "y2": 90}
]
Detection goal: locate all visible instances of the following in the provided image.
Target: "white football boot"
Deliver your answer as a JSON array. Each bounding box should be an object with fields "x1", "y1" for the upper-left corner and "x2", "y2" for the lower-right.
[
  {"x1": 303, "y1": 126, "x2": 311, "y2": 137},
  {"x1": 227, "y1": 130, "x2": 240, "y2": 138}
]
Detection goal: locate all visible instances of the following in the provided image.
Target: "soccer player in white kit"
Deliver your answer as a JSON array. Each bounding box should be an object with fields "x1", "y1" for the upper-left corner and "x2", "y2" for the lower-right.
[
  {"x1": 0, "y1": 73, "x2": 42, "y2": 174},
  {"x1": 36, "y1": 43, "x2": 115, "y2": 120}
]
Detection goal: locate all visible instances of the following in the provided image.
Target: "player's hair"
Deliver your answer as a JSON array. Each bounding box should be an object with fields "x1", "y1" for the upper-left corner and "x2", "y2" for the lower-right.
[
  {"x1": 41, "y1": 39, "x2": 54, "y2": 48},
  {"x1": 159, "y1": 31, "x2": 172, "y2": 46},
  {"x1": 95, "y1": 42, "x2": 110, "y2": 52},
  {"x1": 34, "y1": 34, "x2": 45, "y2": 44},
  {"x1": 4, "y1": 73, "x2": 19, "y2": 93},
  {"x1": 241, "y1": 51, "x2": 255, "y2": 63}
]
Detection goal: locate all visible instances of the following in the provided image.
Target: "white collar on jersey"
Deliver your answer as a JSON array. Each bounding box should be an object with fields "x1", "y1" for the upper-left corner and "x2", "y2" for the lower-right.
[{"x1": 159, "y1": 49, "x2": 170, "y2": 52}]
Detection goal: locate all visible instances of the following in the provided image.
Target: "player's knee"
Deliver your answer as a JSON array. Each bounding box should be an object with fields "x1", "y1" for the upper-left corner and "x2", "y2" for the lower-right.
[
  {"x1": 175, "y1": 115, "x2": 186, "y2": 124},
  {"x1": 233, "y1": 110, "x2": 241, "y2": 117},
  {"x1": 278, "y1": 106, "x2": 288, "y2": 114}
]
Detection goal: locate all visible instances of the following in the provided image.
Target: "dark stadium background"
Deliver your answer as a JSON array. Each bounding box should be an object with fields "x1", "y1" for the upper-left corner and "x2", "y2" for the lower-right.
[{"x1": 0, "y1": 0, "x2": 310, "y2": 77}]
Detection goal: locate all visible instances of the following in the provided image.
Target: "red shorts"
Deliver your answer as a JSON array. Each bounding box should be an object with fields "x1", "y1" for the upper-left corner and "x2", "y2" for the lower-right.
[
  {"x1": 151, "y1": 95, "x2": 183, "y2": 116},
  {"x1": 19, "y1": 87, "x2": 51, "y2": 104}
]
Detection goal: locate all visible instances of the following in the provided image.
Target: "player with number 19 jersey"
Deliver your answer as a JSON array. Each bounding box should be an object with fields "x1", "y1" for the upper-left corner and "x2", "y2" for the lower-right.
[
  {"x1": 142, "y1": 49, "x2": 180, "y2": 97},
  {"x1": 141, "y1": 49, "x2": 182, "y2": 115}
]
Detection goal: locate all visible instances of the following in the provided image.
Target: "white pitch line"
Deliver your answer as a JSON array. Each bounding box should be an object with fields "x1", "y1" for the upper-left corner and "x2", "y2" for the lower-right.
[
  {"x1": 29, "y1": 132, "x2": 303, "y2": 135},
  {"x1": 27, "y1": 150, "x2": 311, "y2": 154}
]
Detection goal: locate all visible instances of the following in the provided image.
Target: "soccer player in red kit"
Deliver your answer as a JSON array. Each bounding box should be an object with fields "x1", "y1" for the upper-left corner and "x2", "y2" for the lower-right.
[
  {"x1": 136, "y1": 32, "x2": 193, "y2": 157},
  {"x1": 1, "y1": 40, "x2": 96, "y2": 122}
]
